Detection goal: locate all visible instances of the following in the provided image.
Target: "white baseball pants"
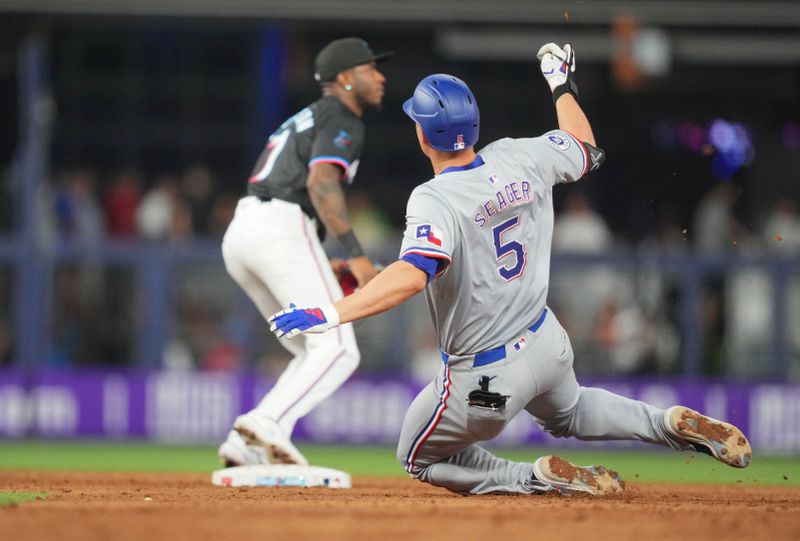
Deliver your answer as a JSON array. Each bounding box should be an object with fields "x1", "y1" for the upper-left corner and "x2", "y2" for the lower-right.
[{"x1": 222, "y1": 196, "x2": 360, "y2": 435}]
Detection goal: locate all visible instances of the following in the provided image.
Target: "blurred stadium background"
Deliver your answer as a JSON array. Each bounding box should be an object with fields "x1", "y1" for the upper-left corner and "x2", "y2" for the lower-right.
[{"x1": 0, "y1": 1, "x2": 799, "y2": 464}]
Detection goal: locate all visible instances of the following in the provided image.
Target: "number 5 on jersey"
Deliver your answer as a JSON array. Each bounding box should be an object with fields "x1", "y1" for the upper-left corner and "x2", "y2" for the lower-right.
[{"x1": 492, "y1": 216, "x2": 527, "y2": 281}]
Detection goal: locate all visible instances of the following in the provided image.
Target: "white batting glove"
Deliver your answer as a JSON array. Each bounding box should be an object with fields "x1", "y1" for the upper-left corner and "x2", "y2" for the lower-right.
[
  {"x1": 268, "y1": 303, "x2": 341, "y2": 339},
  {"x1": 537, "y1": 43, "x2": 576, "y2": 94}
]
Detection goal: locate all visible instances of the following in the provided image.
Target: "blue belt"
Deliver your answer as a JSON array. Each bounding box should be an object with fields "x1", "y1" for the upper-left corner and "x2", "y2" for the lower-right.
[{"x1": 440, "y1": 308, "x2": 548, "y2": 368}]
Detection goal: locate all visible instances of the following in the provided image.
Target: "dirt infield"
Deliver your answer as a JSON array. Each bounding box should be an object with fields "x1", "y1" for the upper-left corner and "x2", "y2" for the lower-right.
[{"x1": 2, "y1": 471, "x2": 799, "y2": 541}]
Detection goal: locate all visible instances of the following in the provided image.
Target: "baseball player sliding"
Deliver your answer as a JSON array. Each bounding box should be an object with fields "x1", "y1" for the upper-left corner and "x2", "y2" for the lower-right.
[
  {"x1": 268, "y1": 43, "x2": 752, "y2": 495},
  {"x1": 218, "y1": 38, "x2": 392, "y2": 467}
]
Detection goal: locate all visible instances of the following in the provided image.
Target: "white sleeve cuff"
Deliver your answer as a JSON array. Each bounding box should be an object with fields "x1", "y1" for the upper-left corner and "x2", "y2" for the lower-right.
[{"x1": 320, "y1": 304, "x2": 341, "y2": 327}]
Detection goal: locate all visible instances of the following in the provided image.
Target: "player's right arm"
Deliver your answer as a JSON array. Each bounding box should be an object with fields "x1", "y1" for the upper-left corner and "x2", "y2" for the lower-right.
[
  {"x1": 267, "y1": 185, "x2": 450, "y2": 338},
  {"x1": 268, "y1": 260, "x2": 427, "y2": 338}
]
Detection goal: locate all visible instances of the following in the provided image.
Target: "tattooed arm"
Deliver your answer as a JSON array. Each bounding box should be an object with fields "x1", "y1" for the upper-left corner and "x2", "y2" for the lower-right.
[{"x1": 307, "y1": 162, "x2": 379, "y2": 287}]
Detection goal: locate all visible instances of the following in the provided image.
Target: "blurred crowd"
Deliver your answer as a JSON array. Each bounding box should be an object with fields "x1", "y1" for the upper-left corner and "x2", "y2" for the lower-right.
[
  {"x1": 41, "y1": 165, "x2": 239, "y2": 244},
  {"x1": 1, "y1": 163, "x2": 799, "y2": 380},
  {"x1": 4, "y1": 163, "x2": 401, "y2": 374},
  {"x1": 18, "y1": 164, "x2": 244, "y2": 370},
  {"x1": 549, "y1": 185, "x2": 800, "y2": 379}
]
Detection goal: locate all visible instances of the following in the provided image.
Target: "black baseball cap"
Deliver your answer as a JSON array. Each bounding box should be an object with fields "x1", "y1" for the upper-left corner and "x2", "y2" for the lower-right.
[{"x1": 314, "y1": 37, "x2": 394, "y2": 83}]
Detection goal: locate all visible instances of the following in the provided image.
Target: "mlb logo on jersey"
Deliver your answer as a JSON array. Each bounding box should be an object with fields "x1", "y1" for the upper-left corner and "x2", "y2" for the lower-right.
[
  {"x1": 416, "y1": 224, "x2": 443, "y2": 247},
  {"x1": 454, "y1": 134, "x2": 465, "y2": 151},
  {"x1": 488, "y1": 173, "x2": 499, "y2": 185}
]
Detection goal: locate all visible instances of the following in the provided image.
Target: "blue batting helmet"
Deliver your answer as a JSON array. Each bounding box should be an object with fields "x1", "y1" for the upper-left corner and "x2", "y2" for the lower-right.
[{"x1": 402, "y1": 74, "x2": 479, "y2": 151}]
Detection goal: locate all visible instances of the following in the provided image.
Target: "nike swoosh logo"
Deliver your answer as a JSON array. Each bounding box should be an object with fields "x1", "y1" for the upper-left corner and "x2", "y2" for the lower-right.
[{"x1": 542, "y1": 68, "x2": 555, "y2": 74}]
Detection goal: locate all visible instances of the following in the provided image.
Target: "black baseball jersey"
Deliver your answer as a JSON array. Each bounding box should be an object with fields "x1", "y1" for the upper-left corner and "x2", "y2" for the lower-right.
[{"x1": 247, "y1": 95, "x2": 365, "y2": 232}]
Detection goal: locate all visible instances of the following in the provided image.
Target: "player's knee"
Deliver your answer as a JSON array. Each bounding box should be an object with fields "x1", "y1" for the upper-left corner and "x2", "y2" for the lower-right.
[
  {"x1": 395, "y1": 446, "x2": 407, "y2": 470},
  {"x1": 310, "y1": 339, "x2": 359, "y2": 371},
  {"x1": 397, "y1": 456, "x2": 428, "y2": 479},
  {"x1": 395, "y1": 444, "x2": 423, "y2": 477},
  {"x1": 339, "y1": 345, "x2": 360, "y2": 374},
  {"x1": 397, "y1": 459, "x2": 468, "y2": 495},
  {"x1": 541, "y1": 417, "x2": 573, "y2": 438},
  {"x1": 539, "y1": 401, "x2": 580, "y2": 438}
]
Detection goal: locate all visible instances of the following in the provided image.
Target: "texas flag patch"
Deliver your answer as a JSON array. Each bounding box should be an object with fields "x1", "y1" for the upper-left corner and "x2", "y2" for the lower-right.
[{"x1": 416, "y1": 224, "x2": 443, "y2": 247}]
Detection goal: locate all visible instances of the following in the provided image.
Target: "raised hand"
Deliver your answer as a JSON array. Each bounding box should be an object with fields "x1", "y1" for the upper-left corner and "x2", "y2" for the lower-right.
[{"x1": 537, "y1": 43, "x2": 577, "y2": 98}]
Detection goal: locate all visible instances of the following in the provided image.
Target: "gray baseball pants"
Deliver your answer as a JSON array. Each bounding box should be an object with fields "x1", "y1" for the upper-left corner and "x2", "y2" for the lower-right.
[{"x1": 396, "y1": 308, "x2": 689, "y2": 495}]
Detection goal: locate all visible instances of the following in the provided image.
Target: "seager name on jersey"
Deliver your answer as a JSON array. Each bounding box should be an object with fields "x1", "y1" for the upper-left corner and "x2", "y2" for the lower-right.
[{"x1": 474, "y1": 180, "x2": 532, "y2": 228}]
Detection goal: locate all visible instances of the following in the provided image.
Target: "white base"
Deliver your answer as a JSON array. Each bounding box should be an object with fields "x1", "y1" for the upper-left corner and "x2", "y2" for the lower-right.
[{"x1": 211, "y1": 464, "x2": 352, "y2": 489}]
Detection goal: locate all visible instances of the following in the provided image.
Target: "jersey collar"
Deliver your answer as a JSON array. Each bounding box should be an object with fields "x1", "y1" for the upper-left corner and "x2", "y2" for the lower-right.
[
  {"x1": 323, "y1": 94, "x2": 359, "y2": 120},
  {"x1": 438, "y1": 155, "x2": 485, "y2": 176}
]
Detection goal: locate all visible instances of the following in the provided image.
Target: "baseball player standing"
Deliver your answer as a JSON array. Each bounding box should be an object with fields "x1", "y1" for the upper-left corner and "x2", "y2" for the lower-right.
[
  {"x1": 218, "y1": 38, "x2": 392, "y2": 467},
  {"x1": 268, "y1": 43, "x2": 752, "y2": 495}
]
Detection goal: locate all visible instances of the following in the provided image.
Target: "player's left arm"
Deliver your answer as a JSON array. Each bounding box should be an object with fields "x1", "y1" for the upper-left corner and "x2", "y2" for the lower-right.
[
  {"x1": 268, "y1": 261, "x2": 426, "y2": 338},
  {"x1": 306, "y1": 162, "x2": 354, "y2": 237},
  {"x1": 307, "y1": 162, "x2": 379, "y2": 287},
  {"x1": 307, "y1": 114, "x2": 378, "y2": 287}
]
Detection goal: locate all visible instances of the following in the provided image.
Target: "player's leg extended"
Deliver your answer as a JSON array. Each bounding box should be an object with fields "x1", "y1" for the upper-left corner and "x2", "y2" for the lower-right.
[
  {"x1": 250, "y1": 202, "x2": 360, "y2": 434},
  {"x1": 524, "y1": 310, "x2": 679, "y2": 445},
  {"x1": 219, "y1": 198, "x2": 353, "y2": 464},
  {"x1": 396, "y1": 319, "x2": 626, "y2": 496},
  {"x1": 227, "y1": 200, "x2": 359, "y2": 451},
  {"x1": 221, "y1": 200, "x2": 313, "y2": 399},
  {"x1": 524, "y1": 309, "x2": 751, "y2": 467},
  {"x1": 220, "y1": 255, "x2": 310, "y2": 427},
  {"x1": 221, "y1": 251, "x2": 309, "y2": 424},
  {"x1": 396, "y1": 359, "x2": 546, "y2": 495},
  {"x1": 218, "y1": 199, "x2": 294, "y2": 466}
]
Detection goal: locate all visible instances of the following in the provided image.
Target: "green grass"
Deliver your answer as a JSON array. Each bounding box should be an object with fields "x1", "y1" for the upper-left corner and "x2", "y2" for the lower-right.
[
  {"x1": 0, "y1": 492, "x2": 47, "y2": 506},
  {"x1": 0, "y1": 441, "x2": 798, "y2": 486}
]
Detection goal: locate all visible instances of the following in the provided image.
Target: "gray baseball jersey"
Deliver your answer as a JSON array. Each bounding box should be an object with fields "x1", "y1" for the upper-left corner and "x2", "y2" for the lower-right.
[
  {"x1": 399, "y1": 130, "x2": 589, "y2": 355},
  {"x1": 395, "y1": 130, "x2": 687, "y2": 496}
]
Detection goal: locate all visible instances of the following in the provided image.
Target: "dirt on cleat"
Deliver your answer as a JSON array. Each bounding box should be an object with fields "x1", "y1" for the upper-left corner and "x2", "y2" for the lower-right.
[
  {"x1": 674, "y1": 409, "x2": 752, "y2": 468},
  {"x1": 268, "y1": 445, "x2": 299, "y2": 465},
  {"x1": 548, "y1": 456, "x2": 625, "y2": 496}
]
